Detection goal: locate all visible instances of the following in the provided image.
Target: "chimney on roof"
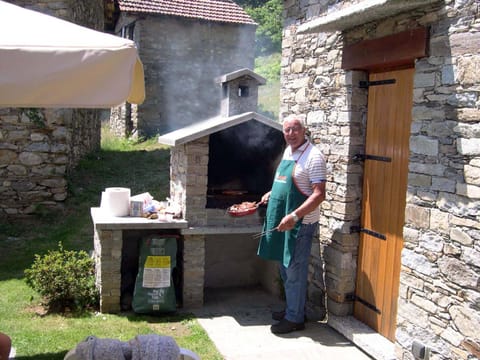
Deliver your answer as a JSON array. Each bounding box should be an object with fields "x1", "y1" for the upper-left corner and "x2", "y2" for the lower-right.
[{"x1": 216, "y1": 68, "x2": 266, "y2": 117}]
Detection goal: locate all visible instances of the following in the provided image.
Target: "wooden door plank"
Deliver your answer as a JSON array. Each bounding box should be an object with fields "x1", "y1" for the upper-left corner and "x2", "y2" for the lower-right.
[
  {"x1": 355, "y1": 71, "x2": 391, "y2": 328},
  {"x1": 377, "y1": 70, "x2": 397, "y2": 337},
  {"x1": 372, "y1": 71, "x2": 397, "y2": 334},
  {"x1": 356, "y1": 71, "x2": 383, "y2": 326},
  {"x1": 382, "y1": 68, "x2": 413, "y2": 339},
  {"x1": 355, "y1": 67, "x2": 414, "y2": 340}
]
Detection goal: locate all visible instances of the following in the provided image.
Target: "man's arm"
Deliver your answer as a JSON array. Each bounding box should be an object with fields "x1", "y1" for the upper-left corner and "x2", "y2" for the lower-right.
[
  {"x1": 277, "y1": 181, "x2": 326, "y2": 231},
  {"x1": 292, "y1": 182, "x2": 326, "y2": 219}
]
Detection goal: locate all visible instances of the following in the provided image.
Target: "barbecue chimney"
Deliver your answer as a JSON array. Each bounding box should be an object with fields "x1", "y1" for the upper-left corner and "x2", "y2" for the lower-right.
[{"x1": 217, "y1": 68, "x2": 266, "y2": 117}]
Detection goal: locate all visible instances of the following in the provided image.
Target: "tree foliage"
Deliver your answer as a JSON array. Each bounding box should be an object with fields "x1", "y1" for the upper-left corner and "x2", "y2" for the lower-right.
[
  {"x1": 238, "y1": 0, "x2": 283, "y2": 56},
  {"x1": 236, "y1": 0, "x2": 267, "y2": 7}
]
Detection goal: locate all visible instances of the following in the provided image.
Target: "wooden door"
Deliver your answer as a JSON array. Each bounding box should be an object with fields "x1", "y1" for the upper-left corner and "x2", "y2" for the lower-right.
[{"x1": 354, "y1": 67, "x2": 414, "y2": 341}]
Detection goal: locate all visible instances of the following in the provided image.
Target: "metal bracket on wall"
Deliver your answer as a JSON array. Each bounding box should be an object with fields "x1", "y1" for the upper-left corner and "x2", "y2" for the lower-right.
[
  {"x1": 353, "y1": 153, "x2": 392, "y2": 162},
  {"x1": 359, "y1": 79, "x2": 396, "y2": 88}
]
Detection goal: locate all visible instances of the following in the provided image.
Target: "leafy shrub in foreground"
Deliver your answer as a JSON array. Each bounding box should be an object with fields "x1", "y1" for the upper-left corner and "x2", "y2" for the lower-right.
[{"x1": 24, "y1": 243, "x2": 99, "y2": 312}]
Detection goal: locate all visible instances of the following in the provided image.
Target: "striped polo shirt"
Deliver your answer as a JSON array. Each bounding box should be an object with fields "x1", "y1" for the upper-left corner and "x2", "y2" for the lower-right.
[{"x1": 282, "y1": 140, "x2": 327, "y2": 224}]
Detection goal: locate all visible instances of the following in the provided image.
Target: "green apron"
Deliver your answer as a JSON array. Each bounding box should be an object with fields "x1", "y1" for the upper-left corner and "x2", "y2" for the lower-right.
[{"x1": 257, "y1": 150, "x2": 308, "y2": 267}]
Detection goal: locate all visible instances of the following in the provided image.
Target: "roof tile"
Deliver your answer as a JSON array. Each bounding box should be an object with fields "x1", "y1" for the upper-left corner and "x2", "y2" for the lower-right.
[{"x1": 118, "y1": 0, "x2": 257, "y2": 25}]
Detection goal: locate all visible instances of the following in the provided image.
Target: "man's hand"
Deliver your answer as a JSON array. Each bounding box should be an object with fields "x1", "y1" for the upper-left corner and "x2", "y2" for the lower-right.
[
  {"x1": 260, "y1": 191, "x2": 271, "y2": 205},
  {"x1": 277, "y1": 213, "x2": 297, "y2": 232}
]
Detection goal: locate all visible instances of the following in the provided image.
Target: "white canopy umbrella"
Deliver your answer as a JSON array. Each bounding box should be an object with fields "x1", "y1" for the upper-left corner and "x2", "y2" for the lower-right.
[{"x1": 0, "y1": 0, "x2": 145, "y2": 108}]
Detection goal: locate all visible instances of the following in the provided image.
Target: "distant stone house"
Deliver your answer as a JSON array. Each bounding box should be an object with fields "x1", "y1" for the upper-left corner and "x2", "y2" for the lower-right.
[
  {"x1": 0, "y1": 0, "x2": 103, "y2": 216},
  {"x1": 110, "y1": 0, "x2": 257, "y2": 138},
  {"x1": 281, "y1": 0, "x2": 479, "y2": 359}
]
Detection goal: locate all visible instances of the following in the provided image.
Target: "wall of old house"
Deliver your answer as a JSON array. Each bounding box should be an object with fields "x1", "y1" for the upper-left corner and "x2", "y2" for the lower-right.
[
  {"x1": 0, "y1": 107, "x2": 100, "y2": 216},
  {"x1": 111, "y1": 14, "x2": 256, "y2": 137},
  {"x1": 283, "y1": 0, "x2": 479, "y2": 359},
  {"x1": 0, "y1": 0, "x2": 103, "y2": 216},
  {"x1": 282, "y1": 0, "x2": 364, "y2": 323},
  {"x1": 8, "y1": 0, "x2": 104, "y2": 33}
]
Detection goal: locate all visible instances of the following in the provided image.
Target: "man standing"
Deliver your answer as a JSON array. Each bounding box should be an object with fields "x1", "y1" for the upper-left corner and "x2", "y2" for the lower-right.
[{"x1": 258, "y1": 114, "x2": 326, "y2": 334}]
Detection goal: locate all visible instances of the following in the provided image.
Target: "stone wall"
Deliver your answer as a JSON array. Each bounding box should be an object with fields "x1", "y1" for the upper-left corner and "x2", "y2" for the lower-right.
[
  {"x1": 0, "y1": 108, "x2": 100, "y2": 215},
  {"x1": 111, "y1": 14, "x2": 256, "y2": 137},
  {"x1": 397, "y1": 2, "x2": 480, "y2": 358},
  {"x1": 9, "y1": 0, "x2": 104, "y2": 30},
  {"x1": 170, "y1": 139, "x2": 209, "y2": 226},
  {"x1": 182, "y1": 234, "x2": 205, "y2": 308},
  {"x1": 94, "y1": 228, "x2": 122, "y2": 313},
  {"x1": 109, "y1": 103, "x2": 139, "y2": 138},
  {"x1": 282, "y1": 0, "x2": 366, "y2": 319},
  {"x1": 0, "y1": 0, "x2": 103, "y2": 216},
  {"x1": 282, "y1": 0, "x2": 479, "y2": 359}
]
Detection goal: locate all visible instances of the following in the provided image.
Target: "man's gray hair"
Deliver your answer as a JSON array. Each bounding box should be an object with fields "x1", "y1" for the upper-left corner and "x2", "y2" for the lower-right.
[{"x1": 282, "y1": 114, "x2": 307, "y2": 128}]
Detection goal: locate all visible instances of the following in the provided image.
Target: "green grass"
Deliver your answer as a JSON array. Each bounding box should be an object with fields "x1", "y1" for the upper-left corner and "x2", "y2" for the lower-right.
[
  {"x1": 0, "y1": 127, "x2": 222, "y2": 360},
  {"x1": 255, "y1": 52, "x2": 281, "y2": 119},
  {"x1": 258, "y1": 77, "x2": 280, "y2": 119}
]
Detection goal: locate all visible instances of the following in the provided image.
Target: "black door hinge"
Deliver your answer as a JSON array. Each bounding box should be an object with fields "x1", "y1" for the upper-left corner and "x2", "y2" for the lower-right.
[
  {"x1": 350, "y1": 226, "x2": 386, "y2": 240},
  {"x1": 353, "y1": 154, "x2": 391, "y2": 162},
  {"x1": 353, "y1": 294, "x2": 382, "y2": 314},
  {"x1": 359, "y1": 79, "x2": 396, "y2": 88}
]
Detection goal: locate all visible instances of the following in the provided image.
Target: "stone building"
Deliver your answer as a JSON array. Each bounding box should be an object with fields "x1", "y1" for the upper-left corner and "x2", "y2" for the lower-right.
[
  {"x1": 109, "y1": 0, "x2": 257, "y2": 138},
  {"x1": 281, "y1": 0, "x2": 479, "y2": 359},
  {"x1": 0, "y1": 0, "x2": 103, "y2": 216}
]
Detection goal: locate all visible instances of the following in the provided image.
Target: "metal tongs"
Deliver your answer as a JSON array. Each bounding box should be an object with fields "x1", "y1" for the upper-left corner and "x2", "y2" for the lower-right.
[{"x1": 252, "y1": 226, "x2": 279, "y2": 239}]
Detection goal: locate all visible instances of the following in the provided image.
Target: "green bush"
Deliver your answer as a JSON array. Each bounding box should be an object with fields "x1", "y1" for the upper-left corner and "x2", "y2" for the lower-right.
[{"x1": 24, "y1": 243, "x2": 99, "y2": 312}]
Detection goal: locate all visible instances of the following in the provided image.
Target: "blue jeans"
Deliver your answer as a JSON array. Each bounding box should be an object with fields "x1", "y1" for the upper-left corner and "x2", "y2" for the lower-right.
[{"x1": 279, "y1": 222, "x2": 318, "y2": 323}]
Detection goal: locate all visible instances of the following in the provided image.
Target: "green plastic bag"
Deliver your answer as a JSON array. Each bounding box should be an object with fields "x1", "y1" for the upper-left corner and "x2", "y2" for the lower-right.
[{"x1": 132, "y1": 235, "x2": 177, "y2": 314}]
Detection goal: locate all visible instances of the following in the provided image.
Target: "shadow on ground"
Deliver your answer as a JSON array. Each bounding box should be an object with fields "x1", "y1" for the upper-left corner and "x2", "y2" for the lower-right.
[{"x1": 190, "y1": 286, "x2": 374, "y2": 359}]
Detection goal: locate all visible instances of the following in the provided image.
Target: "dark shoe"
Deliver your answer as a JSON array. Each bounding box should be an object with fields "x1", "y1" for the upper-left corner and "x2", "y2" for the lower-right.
[
  {"x1": 272, "y1": 310, "x2": 307, "y2": 322},
  {"x1": 270, "y1": 319, "x2": 305, "y2": 334},
  {"x1": 272, "y1": 310, "x2": 285, "y2": 321}
]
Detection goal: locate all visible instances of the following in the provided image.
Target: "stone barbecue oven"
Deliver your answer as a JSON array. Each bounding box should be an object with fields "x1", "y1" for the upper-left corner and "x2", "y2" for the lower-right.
[
  {"x1": 158, "y1": 69, "x2": 286, "y2": 307},
  {"x1": 92, "y1": 69, "x2": 285, "y2": 313}
]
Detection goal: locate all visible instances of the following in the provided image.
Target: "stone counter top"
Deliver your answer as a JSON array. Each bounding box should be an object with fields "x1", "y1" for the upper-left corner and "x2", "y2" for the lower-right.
[
  {"x1": 181, "y1": 225, "x2": 262, "y2": 235},
  {"x1": 92, "y1": 208, "x2": 263, "y2": 234},
  {"x1": 91, "y1": 207, "x2": 188, "y2": 230}
]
